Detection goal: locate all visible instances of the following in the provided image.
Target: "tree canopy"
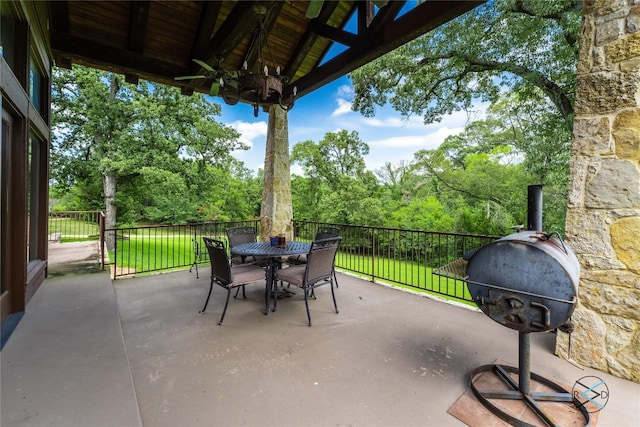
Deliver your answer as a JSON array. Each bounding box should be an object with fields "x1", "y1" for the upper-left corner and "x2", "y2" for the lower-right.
[{"x1": 51, "y1": 65, "x2": 261, "y2": 240}]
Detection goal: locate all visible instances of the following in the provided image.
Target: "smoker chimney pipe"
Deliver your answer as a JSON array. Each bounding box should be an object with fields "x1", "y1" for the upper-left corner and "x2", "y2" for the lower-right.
[{"x1": 527, "y1": 185, "x2": 543, "y2": 231}]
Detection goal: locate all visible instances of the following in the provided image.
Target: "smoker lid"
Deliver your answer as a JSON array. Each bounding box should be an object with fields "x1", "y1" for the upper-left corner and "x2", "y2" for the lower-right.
[{"x1": 465, "y1": 231, "x2": 579, "y2": 332}]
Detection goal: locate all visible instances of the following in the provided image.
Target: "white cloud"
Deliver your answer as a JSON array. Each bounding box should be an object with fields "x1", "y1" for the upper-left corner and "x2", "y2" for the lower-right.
[
  {"x1": 330, "y1": 98, "x2": 353, "y2": 117},
  {"x1": 336, "y1": 84, "x2": 354, "y2": 98},
  {"x1": 368, "y1": 126, "x2": 463, "y2": 149},
  {"x1": 229, "y1": 120, "x2": 267, "y2": 150}
]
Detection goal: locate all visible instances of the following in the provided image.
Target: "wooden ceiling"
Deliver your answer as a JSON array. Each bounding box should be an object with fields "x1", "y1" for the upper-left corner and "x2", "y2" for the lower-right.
[{"x1": 49, "y1": 0, "x2": 483, "y2": 102}]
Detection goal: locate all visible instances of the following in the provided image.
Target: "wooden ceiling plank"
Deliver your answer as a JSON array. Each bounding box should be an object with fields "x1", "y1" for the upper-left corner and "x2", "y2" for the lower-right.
[
  {"x1": 284, "y1": 0, "x2": 342, "y2": 80},
  {"x1": 199, "y1": 1, "x2": 260, "y2": 72},
  {"x1": 48, "y1": 0, "x2": 69, "y2": 32},
  {"x1": 243, "y1": 1, "x2": 284, "y2": 72},
  {"x1": 191, "y1": 1, "x2": 223, "y2": 61},
  {"x1": 51, "y1": 30, "x2": 189, "y2": 80},
  {"x1": 128, "y1": 0, "x2": 150, "y2": 53},
  {"x1": 291, "y1": 0, "x2": 483, "y2": 97}
]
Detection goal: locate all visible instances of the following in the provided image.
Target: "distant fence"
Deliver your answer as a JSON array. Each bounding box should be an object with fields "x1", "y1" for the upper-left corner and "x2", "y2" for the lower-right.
[
  {"x1": 293, "y1": 220, "x2": 498, "y2": 303},
  {"x1": 107, "y1": 220, "x2": 260, "y2": 279},
  {"x1": 48, "y1": 210, "x2": 106, "y2": 268},
  {"x1": 104, "y1": 218, "x2": 498, "y2": 303}
]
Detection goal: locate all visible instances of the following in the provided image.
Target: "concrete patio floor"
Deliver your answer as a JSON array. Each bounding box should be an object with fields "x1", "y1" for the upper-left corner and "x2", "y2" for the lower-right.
[{"x1": 2, "y1": 266, "x2": 639, "y2": 427}]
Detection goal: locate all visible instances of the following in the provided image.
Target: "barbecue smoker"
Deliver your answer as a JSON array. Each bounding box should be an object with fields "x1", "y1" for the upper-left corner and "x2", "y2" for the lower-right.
[{"x1": 435, "y1": 186, "x2": 590, "y2": 427}]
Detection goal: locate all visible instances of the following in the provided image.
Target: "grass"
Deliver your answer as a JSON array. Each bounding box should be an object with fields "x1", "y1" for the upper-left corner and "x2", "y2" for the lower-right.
[
  {"x1": 108, "y1": 235, "x2": 473, "y2": 304},
  {"x1": 48, "y1": 217, "x2": 100, "y2": 238},
  {"x1": 335, "y1": 252, "x2": 473, "y2": 304}
]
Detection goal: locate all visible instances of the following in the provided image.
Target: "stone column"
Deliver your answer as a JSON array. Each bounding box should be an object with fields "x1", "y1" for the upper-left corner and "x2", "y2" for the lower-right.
[
  {"x1": 556, "y1": 0, "x2": 640, "y2": 383},
  {"x1": 260, "y1": 104, "x2": 294, "y2": 242}
]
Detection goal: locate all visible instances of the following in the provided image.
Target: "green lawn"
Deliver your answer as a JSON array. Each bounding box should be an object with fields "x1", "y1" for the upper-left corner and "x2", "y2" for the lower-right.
[{"x1": 108, "y1": 236, "x2": 472, "y2": 304}]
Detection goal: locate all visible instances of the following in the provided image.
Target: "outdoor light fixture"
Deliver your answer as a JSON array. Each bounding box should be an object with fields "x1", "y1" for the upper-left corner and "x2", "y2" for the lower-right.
[{"x1": 175, "y1": 6, "x2": 296, "y2": 117}]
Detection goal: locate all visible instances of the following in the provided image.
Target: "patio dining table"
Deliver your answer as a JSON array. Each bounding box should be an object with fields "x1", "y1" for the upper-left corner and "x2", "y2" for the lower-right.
[{"x1": 231, "y1": 241, "x2": 310, "y2": 314}]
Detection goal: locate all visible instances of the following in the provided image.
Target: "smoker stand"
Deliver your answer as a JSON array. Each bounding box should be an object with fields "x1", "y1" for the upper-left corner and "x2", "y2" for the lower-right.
[
  {"x1": 469, "y1": 331, "x2": 590, "y2": 427},
  {"x1": 433, "y1": 260, "x2": 590, "y2": 427}
]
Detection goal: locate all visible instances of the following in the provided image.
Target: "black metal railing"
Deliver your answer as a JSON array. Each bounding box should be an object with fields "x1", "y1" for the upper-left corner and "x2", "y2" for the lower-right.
[
  {"x1": 104, "y1": 218, "x2": 497, "y2": 303},
  {"x1": 107, "y1": 220, "x2": 260, "y2": 279},
  {"x1": 293, "y1": 220, "x2": 498, "y2": 303},
  {"x1": 48, "y1": 210, "x2": 106, "y2": 269}
]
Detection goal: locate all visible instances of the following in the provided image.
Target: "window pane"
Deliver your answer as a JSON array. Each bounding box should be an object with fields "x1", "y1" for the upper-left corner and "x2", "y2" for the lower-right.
[{"x1": 29, "y1": 59, "x2": 42, "y2": 112}]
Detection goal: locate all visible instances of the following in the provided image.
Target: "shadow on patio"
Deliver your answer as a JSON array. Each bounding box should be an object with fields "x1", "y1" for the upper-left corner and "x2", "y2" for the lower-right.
[{"x1": 2, "y1": 268, "x2": 638, "y2": 426}]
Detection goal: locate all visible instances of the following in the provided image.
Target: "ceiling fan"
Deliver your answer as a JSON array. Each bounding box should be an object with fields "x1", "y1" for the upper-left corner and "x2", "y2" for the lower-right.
[
  {"x1": 174, "y1": 6, "x2": 295, "y2": 117},
  {"x1": 174, "y1": 58, "x2": 237, "y2": 98}
]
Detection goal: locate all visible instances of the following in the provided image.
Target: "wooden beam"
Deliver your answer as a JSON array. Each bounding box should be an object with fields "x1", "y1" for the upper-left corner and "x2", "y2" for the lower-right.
[
  {"x1": 51, "y1": 30, "x2": 190, "y2": 82},
  {"x1": 199, "y1": 1, "x2": 260, "y2": 70},
  {"x1": 128, "y1": 0, "x2": 150, "y2": 53},
  {"x1": 53, "y1": 54, "x2": 72, "y2": 70},
  {"x1": 284, "y1": 0, "x2": 341, "y2": 80},
  {"x1": 243, "y1": 1, "x2": 285, "y2": 71},
  {"x1": 191, "y1": 1, "x2": 223, "y2": 60},
  {"x1": 48, "y1": 0, "x2": 69, "y2": 33},
  {"x1": 124, "y1": 73, "x2": 139, "y2": 84},
  {"x1": 308, "y1": 21, "x2": 358, "y2": 46},
  {"x1": 292, "y1": 0, "x2": 484, "y2": 98}
]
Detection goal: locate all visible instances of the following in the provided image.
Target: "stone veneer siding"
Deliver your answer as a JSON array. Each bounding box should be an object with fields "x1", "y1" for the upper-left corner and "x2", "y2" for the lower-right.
[
  {"x1": 556, "y1": 0, "x2": 640, "y2": 383},
  {"x1": 260, "y1": 104, "x2": 294, "y2": 242}
]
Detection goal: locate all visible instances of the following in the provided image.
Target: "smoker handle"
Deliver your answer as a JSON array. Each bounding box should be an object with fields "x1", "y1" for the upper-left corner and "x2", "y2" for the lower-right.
[{"x1": 530, "y1": 301, "x2": 551, "y2": 329}]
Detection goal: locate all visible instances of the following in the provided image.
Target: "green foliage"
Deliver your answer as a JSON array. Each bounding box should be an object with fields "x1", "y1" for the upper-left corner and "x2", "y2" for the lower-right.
[
  {"x1": 351, "y1": 0, "x2": 580, "y2": 124},
  {"x1": 51, "y1": 65, "x2": 258, "y2": 225}
]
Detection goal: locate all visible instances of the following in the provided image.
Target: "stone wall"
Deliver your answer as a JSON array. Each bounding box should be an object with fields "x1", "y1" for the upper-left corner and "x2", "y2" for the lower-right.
[
  {"x1": 260, "y1": 104, "x2": 294, "y2": 242},
  {"x1": 556, "y1": 0, "x2": 640, "y2": 383}
]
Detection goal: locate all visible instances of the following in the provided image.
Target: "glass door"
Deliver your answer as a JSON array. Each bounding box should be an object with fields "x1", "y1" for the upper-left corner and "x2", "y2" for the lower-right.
[{"x1": 1, "y1": 109, "x2": 12, "y2": 323}]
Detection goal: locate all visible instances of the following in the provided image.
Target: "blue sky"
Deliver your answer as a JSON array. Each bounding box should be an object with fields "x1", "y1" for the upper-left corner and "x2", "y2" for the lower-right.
[
  {"x1": 207, "y1": 1, "x2": 487, "y2": 176},
  {"x1": 209, "y1": 75, "x2": 487, "y2": 176}
]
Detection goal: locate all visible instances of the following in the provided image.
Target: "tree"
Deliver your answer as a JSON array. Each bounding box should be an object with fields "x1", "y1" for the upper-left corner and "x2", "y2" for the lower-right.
[
  {"x1": 351, "y1": 0, "x2": 581, "y2": 126},
  {"x1": 350, "y1": 0, "x2": 580, "y2": 235},
  {"x1": 52, "y1": 66, "x2": 244, "y2": 248},
  {"x1": 291, "y1": 130, "x2": 382, "y2": 224}
]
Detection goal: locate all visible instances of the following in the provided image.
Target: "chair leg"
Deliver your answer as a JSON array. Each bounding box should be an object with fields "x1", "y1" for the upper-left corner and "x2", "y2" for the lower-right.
[
  {"x1": 304, "y1": 287, "x2": 312, "y2": 327},
  {"x1": 330, "y1": 281, "x2": 339, "y2": 314},
  {"x1": 189, "y1": 260, "x2": 199, "y2": 278},
  {"x1": 218, "y1": 287, "x2": 232, "y2": 325},
  {"x1": 199, "y1": 280, "x2": 214, "y2": 313},
  {"x1": 233, "y1": 286, "x2": 246, "y2": 299},
  {"x1": 333, "y1": 268, "x2": 338, "y2": 288}
]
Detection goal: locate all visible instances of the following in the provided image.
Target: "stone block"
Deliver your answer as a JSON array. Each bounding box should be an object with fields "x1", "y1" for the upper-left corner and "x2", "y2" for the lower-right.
[
  {"x1": 572, "y1": 117, "x2": 612, "y2": 156},
  {"x1": 587, "y1": 0, "x2": 627, "y2": 16},
  {"x1": 566, "y1": 157, "x2": 589, "y2": 207},
  {"x1": 620, "y1": 56, "x2": 640, "y2": 70},
  {"x1": 613, "y1": 109, "x2": 640, "y2": 161},
  {"x1": 584, "y1": 269, "x2": 640, "y2": 288},
  {"x1": 575, "y1": 73, "x2": 640, "y2": 114},
  {"x1": 610, "y1": 216, "x2": 640, "y2": 272},
  {"x1": 628, "y1": 5, "x2": 640, "y2": 33},
  {"x1": 556, "y1": 306, "x2": 608, "y2": 370},
  {"x1": 582, "y1": 279, "x2": 640, "y2": 321},
  {"x1": 605, "y1": 32, "x2": 640, "y2": 62},
  {"x1": 596, "y1": 19, "x2": 623, "y2": 46},
  {"x1": 578, "y1": 18, "x2": 596, "y2": 75},
  {"x1": 565, "y1": 209, "x2": 612, "y2": 255},
  {"x1": 585, "y1": 159, "x2": 640, "y2": 208},
  {"x1": 603, "y1": 314, "x2": 635, "y2": 353}
]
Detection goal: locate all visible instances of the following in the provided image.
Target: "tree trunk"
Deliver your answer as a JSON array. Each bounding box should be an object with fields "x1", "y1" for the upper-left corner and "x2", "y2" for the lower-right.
[
  {"x1": 104, "y1": 75, "x2": 120, "y2": 251},
  {"x1": 103, "y1": 171, "x2": 117, "y2": 251}
]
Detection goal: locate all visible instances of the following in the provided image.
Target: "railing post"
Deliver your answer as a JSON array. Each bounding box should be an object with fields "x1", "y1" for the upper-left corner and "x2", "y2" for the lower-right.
[
  {"x1": 99, "y1": 212, "x2": 105, "y2": 270},
  {"x1": 371, "y1": 228, "x2": 375, "y2": 283}
]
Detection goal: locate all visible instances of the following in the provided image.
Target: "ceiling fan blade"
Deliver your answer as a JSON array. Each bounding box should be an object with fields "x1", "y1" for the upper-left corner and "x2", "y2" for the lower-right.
[
  {"x1": 192, "y1": 58, "x2": 216, "y2": 72},
  {"x1": 305, "y1": 0, "x2": 323, "y2": 18},
  {"x1": 174, "y1": 75, "x2": 207, "y2": 81}
]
